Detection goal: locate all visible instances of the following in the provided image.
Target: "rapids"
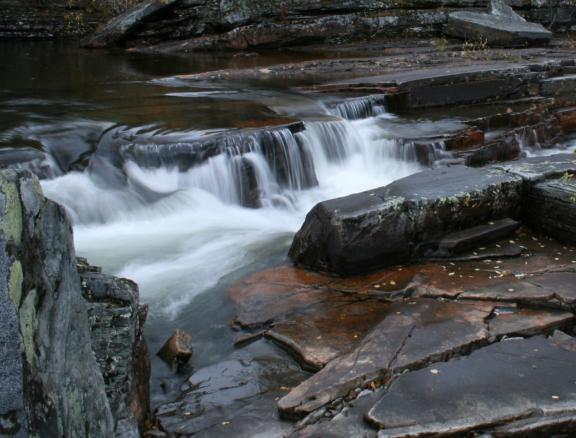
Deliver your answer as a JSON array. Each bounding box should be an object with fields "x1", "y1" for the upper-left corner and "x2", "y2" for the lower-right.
[{"x1": 42, "y1": 116, "x2": 422, "y2": 317}]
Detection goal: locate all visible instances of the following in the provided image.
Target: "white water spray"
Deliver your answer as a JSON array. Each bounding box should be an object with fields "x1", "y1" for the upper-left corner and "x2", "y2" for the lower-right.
[{"x1": 42, "y1": 115, "x2": 422, "y2": 317}]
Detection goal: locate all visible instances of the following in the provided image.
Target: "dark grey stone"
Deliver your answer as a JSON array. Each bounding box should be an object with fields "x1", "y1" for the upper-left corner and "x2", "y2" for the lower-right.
[
  {"x1": 82, "y1": 0, "x2": 180, "y2": 48},
  {"x1": 540, "y1": 74, "x2": 576, "y2": 96},
  {"x1": 0, "y1": 170, "x2": 150, "y2": 437},
  {"x1": 278, "y1": 299, "x2": 571, "y2": 419},
  {"x1": 524, "y1": 176, "x2": 576, "y2": 243},
  {"x1": 156, "y1": 342, "x2": 308, "y2": 437},
  {"x1": 0, "y1": 170, "x2": 114, "y2": 436},
  {"x1": 419, "y1": 217, "x2": 520, "y2": 257},
  {"x1": 367, "y1": 336, "x2": 576, "y2": 436},
  {"x1": 80, "y1": 267, "x2": 150, "y2": 437},
  {"x1": 289, "y1": 165, "x2": 522, "y2": 274}
]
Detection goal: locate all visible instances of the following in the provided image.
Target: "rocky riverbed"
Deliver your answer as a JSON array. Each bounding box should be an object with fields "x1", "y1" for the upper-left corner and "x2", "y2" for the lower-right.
[{"x1": 2, "y1": 0, "x2": 576, "y2": 436}]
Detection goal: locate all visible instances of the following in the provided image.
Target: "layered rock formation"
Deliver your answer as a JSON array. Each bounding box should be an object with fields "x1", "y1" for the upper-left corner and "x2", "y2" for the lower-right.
[
  {"x1": 82, "y1": 0, "x2": 575, "y2": 51},
  {"x1": 0, "y1": 170, "x2": 149, "y2": 437},
  {"x1": 221, "y1": 226, "x2": 576, "y2": 436},
  {"x1": 289, "y1": 154, "x2": 576, "y2": 274},
  {"x1": 0, "y1": 0, "x2": 132, "y2": 38}
]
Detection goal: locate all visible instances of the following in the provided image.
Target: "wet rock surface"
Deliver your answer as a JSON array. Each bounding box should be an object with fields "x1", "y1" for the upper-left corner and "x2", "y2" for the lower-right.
[
  {"x1": 79, "y1": 258, "x2": 150, "y2": 437},
  {"x1": 0, "y1": 170, "x2": 149, "y2": 437},
  {"x1": 219, "y1": 222, "x2": 576, "y2": 437},
  {"x1": 289, "y1": 154, "x2": 576, "y2": 275},
  {"x1": 367, "y1": 336, "x2": 576, "y2": 436},
  {"x1": 155, "y1": 341, "x2": 308, "y2": 437}
]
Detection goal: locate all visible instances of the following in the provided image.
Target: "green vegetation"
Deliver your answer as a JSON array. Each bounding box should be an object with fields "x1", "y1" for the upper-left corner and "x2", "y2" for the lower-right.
[{"x1": 435, "y1": 37, "x2": 448, "y2": 53}]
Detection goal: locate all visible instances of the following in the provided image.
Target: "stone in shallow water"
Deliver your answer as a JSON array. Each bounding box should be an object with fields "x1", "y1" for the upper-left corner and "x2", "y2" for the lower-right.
[
  {"x1": 366, "y1": 336, "x2": 576, "y2": 436},
  {"x1": 445, "y1": 0, "x2": 552, "y2": 46},
  {"x1": 290, "y1": 164, "x2": 522, "y2": 274},
  {"x1": 157, "y1": 329, "x2": 193, "y2": 367}
]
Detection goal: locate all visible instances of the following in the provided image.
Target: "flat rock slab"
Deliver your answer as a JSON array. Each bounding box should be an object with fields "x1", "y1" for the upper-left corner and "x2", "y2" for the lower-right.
[
  {"x1": 327, "y1": 63, "x2": 528, "y2": 89},
  {"x1": 266, "y1": 300, "x2": 392, "y2": 371},
  {"x1": 367, "y1": 336, "x2": 576, "y2": 437},
  {"x1": 446, "y1": 0, "x2": 552, "y2": 46},
  {"x1": 277, "y1": 298, "x2": 572, "y2": 419},
  {"x1": 493, "y1": 153, "x2": 576, "y2": 182},
  {"x1": 229, "y1": 264, "x2": 415, "y2": 330},
  {"x1": 422, "y1": 269, "x2": 576, "y2": 309},
  {"x1": 446, "y1": 12, "x2": 552, "y2": 46},
  {"x1": 421, "y1": 217, "x2": 520, "y2": 257}
]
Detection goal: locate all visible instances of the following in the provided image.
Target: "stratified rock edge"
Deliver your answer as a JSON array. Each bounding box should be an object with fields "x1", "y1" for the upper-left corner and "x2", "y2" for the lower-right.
[
  {"x1": 289, "y1": 154, "x2": 576, "y2": 274},
  {"x1": 0, "y1": 169, "x2": 149, "y2": 437}
]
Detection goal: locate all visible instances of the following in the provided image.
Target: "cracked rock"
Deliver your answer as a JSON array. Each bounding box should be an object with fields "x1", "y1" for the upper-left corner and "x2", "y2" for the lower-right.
[{"x1": 367, "y1": 336, "x2": 576, "y2": 437}]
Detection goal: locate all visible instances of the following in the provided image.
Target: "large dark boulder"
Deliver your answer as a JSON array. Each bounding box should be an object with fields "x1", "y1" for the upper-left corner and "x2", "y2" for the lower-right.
[
  {"x1": 290, "y1": 154, "x2": 576, "y2": 275},
  {"x1": 445, "y1": 0, "x2": 552, "y2": 46},
  {"x1": 289, "y1": 165, "x2": 523, "y2": 274}
]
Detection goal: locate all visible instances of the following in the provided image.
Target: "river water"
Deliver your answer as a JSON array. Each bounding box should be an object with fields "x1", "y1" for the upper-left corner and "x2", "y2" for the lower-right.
[{"x1": 3, "y1": 41, "x2": 569, "y2": 421}]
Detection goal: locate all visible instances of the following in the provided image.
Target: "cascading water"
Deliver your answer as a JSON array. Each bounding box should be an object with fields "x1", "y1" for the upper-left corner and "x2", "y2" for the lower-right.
[{"x1": 42, "y1": 114, "x2": 422, "y2": 316}]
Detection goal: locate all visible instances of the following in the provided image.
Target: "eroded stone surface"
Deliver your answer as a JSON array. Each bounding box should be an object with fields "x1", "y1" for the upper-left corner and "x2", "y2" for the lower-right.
[
  {"x1": 277, "y1": 298, "x2": 572, "y2": 419},
  {"x1": 80, "y1": 264, "x2": 150, "y2": 436},
  {"x1": 266, "y1": 300, "x2": 391, "y2": 370},
  {"x1": 367, "y1": 336, "x2": 576, "y2": 437},
  {"x1": 0, "y1": 170, "x2": 114, "y2": 436}
]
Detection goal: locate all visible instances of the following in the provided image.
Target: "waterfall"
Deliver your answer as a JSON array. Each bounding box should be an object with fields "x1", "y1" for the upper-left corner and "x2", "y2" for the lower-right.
[
  {"x1": 42, "y1": 113, "x2": 424, "y2": 314},
  {"x1": 331, "y1": 95, "x2": 387, "y2": 120}
]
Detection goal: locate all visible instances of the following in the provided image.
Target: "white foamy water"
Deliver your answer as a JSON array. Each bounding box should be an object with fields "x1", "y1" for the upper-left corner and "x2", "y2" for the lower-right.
[{"x1": 42, "y1": 115, "x2": 422, "y2": 317}]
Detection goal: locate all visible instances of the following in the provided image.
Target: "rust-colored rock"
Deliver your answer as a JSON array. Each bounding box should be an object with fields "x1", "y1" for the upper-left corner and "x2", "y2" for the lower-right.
[
  {"x1": 157, "y1": 329, "x2": 193, "y2": 366},
  {"x1": 555, "y1": 107, "x2": 576, "y2": 131}
]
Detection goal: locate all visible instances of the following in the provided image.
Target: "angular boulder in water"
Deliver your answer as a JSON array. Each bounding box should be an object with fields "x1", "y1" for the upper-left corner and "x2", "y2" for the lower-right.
[
  {"x1": 445, "y1": 0, "x2": 552, "y2": 46},
  {"x1": 289, "y1": 165, "x2": 522, "y2": 274},
  {"x1": 157, "y1": 329, "x2": 193, "y2": 367}
]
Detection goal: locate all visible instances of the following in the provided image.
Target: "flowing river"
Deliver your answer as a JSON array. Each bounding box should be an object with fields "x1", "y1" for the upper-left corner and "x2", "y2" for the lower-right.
[{"x1": 4, "y1": 41, "x2": 571, "y2": 416}]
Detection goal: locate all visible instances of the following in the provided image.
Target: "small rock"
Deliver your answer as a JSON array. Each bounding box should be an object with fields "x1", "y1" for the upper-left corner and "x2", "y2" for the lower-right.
[{"x1": 157, "y1": 329, "x2": 193, "y2": 367}]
